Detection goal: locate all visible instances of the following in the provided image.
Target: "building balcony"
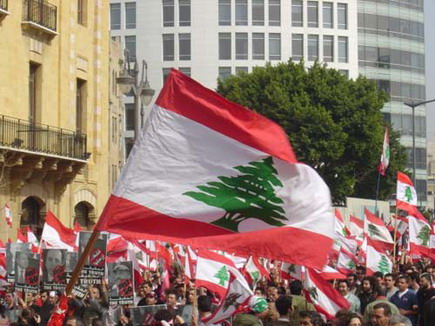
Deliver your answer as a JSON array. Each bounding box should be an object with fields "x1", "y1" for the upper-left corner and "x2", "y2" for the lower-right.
[
  {"x1": 0, "y1": 115, "x2": 89, "y2": 197},
  {"x1": 22, "y1": 0, "x2": 57, "y2": 35},
  {"x1": 0, "y1": 0, "x2": 9, "y2": 16}
]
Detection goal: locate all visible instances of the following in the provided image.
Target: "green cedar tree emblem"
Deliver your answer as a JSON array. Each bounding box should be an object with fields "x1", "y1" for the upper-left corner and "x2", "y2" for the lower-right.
[
  {"x1": 378, "y1": 255, "x2": 390, "y2": 275},
  {"x1": 417, "y1": 225, "x2": 430, "y2": 246},
  {"x1": 405, "y1": 186, "x2": 413, "y2": 203},
  {"x1": 250, "y1": 271, "x2": 260, "y2": 283},
  {"x1": 385, "y1": 147, "x2": 390, "y2": 160},
  {"x1": 183, "y1": 156, "x2": 287, "y2": 232},
  {"x1": 308, "y1": 287, "x2": 318, "y2": 301},
  {"x1": 346, "y1": 260, "x2": 356, "y2": 270},
  {"x1": 214, "y1": 266, "x2": 229, "y2": 286},
  {"x1": 223, "y1": 292, "x2": 242, "y2": 312},
  {"x1": 341, "y1": 227, "x2": 348, "y2": 236},
  {"x1": 368, "y1": 224, "x2": 381, "y2": 238}
]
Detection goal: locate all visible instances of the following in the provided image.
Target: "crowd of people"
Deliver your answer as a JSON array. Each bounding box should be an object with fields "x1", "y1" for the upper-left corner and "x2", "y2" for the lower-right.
[{"x1": 0, "y1": 261, "x2": 434, "y2": 326}]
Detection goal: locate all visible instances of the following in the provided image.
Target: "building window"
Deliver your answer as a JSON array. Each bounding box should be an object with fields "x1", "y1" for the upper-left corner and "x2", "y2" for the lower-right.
[
  {"x1": 252, "y1": 33, "x2": 265, "y2": 60},
  {"x1": 292, "y1": 34, "x2": 303, "y2": 61},
  {"x1": 252, "y1": 0, "x2": 264, "y2": 26},
  {"x1": 307, "y1": 1, "x2": 318, "y2": 28},
  {"x1": 219, "y1": 67, "x2": 232, "y2": 81},
  {"x1": 236, "y1": 33, "x2": 248, "y2": 60},
  {"x1": 179, "y1": 33, "x2": 191, "y2": 60},
  {"x1": 125, "y1": 36, "x2": 136, "y2": 59},
  {"x1": 29, "y1": 63, "x2": 40, "y2": 125},
  {"x1": 110, "y1": 3, "x2": 121, "y2": 30},
  {"x1": 125, "y1": 103, "x2": 135, "y2": 131},
  {"x1": 236, "y1": 0, "x2": 248, "y2": 26},
  {"x1": 78, "y1": 0, "x2": 86, "y2": 25},
  {"x1": 235, "y1": 67, "x2": 249, "y2": 74},
  {"x1": 308, "y1": 35, "x2": 319, "y2": 61},
  {"x1": 125, "y1": 2, "x2": 136, "y2": 29},
  {"x1": 292, "y1": 0, "x2": 303, "y2": 27},
  {"x1": 338, "y1": 36, "x2": 348, "y2": 63},
  {"x1": 269, "y1": 0, "x2": 280, "y2": 26},
  {"x1": 219, "y1": 33, "x2": 231, "y2": 60},
  {"x1": 323, "y1": 2, "x2": 333, "y2": 28},
  {"x1": 163, "y1": 34, "x2": 175, "y2": 61},
  {"x1": 219, "y1": 0, "x2": 231, "y2": 26},
  {"x1": 76, "y1": 79, "x2": 86, "y2": 133},
  {"x1": 269, "y1": 33, "x2": 281, "y2": 60},
  {"x1": 179, "y1": 0, "x2": 191, "y2": 26},
  {"x1": 163, "y1": 68, "x2": 171, "y2": 83},
  {"x1": 163, "y1": 0, "x2": 174, "y2": 27},
  {"x1": 338, "y1": 3, "x2": 347, "y2": 30},
  {"x1": 179, "y1": 67, "x2": 191, "y2": 76},
  {"x1": 125, "y1": 138, "x2": 134, "y2": 159},
  {"x1": 323, "y1": 35, "x2": 333, "y2": 62}
]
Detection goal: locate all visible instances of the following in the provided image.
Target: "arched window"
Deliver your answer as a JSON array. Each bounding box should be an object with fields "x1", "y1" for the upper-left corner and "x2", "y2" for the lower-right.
[
  {"x1": 74, "y1": 201, "x2": 95, "y2": 230},
  {"x1": 21, "y1": 196, "x2": 45, "y2": 239}
]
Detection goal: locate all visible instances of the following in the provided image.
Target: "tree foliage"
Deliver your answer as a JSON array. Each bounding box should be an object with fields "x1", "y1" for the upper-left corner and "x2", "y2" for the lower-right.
[{"x1": 217, "y1": 61, "x2": 407, "y2": 204}]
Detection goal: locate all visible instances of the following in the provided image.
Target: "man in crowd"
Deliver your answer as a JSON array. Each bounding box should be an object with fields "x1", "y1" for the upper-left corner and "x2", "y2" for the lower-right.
[
  {"x1": 363, "y1": 287, "x2": 399, "y2": 323},
  {"x1": 289, "y1": 280, "x2": 315, "y2": 326},
  {"x1": 337, "y1": 279, "x2": 360, "y2": 313},
  {"x1": 358, "y1": 277, "x2": 377, "y2": 314},
  {"x1": 299, "y1": 311, "x2": 324, "y2": 326},
  {"x1": 390, "y1": 275, "x2": 418, "y2": 326},
  {"x1": 385, "y1": 274, "x2": 398, "y2": 300},
  {"x1": 347, "y1": 273, "x2": 358, "y2": 295},
  {"x1": 416, "y1": 273, "x2": 435, "y2": 326},
  {"x1": 371, "y1": 302, "x2": 394, "y2": 326}
]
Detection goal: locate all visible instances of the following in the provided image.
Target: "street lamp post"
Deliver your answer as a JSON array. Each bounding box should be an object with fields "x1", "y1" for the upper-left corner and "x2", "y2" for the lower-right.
[
  {"x1": 117, "y1": 50, "x2": 155, "y2": 140},
  {"x1": 404, "y1": 98, "x2": 435, "y2": 187}
]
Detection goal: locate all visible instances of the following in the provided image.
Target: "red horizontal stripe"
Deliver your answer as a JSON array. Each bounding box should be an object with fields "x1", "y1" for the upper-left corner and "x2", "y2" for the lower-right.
[
  {"x1": 96, "y1": 195, "x2": 332, "y2": 270},
  {"x1": 155, "y1": 69, "x2": 298, "y2": 164}
]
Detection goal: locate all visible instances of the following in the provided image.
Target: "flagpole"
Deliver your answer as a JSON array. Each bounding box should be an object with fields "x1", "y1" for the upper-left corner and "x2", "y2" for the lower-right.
[
  {"x1": 392, "y1": 208, "x2": 399, "y2": 265},
  {"x1": 374, "y1": 171, "x2": 381, "y2": 215},
  {"x1": 65, "y1": 229, "x2": 100, "y2": 295}
]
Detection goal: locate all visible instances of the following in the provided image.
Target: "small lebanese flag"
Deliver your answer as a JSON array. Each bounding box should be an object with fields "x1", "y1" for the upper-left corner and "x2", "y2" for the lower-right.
[
  {"x1": 364, "y1": 208, "x2": 394, "y2": 250},
  {"x1": 244, "y1": 256, "x2": 269, "y2": 285},
  {"x1": 349, "y1": 215, "x2": 364, "y2": 239},
  {"x1": 4, "y1": 204, "x2": 12, "y2": 228},
  {"x1": 336, "y1": 250, "x2": 357, "y2": 275},
  {"x1": 281, "y1": 261, "x2": 303, "y2": 280},
  {"x1": 366, "y1": 238, "x2": 392, "y2": 276},
  {"x1": 303, "y1": 268, "x2": 350, "y2": 320},
  {"x1": 203, "y1": 270, "x2": 253, "y2": 325},
  {"x1": 334, "y1": 209, "x2": 349, "y2": 238},
  {"x1": 41, "y1": 211, "x2": 77, "y2": 251},
  {"x1": 408, "y1": 210, "x2": 431, "y2": 258},
  {"x1": 95, "y1": 69, "x2": 335, "y2": 270},
  {"x1": 396, "y1": 172, "x2": 417, "y2": 211},
  {"x1": 377, "y1": 127, "x2": 390, "y2": 176},
  {"x1": 195, "y1": 250, "x2": 240, "y2": 298}
]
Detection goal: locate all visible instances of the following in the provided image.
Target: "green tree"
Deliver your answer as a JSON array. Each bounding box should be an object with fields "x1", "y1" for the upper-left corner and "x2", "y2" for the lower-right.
[
  {"x1": 214, "y1": 266, "x2": 229, "y2": 286},
  {"x1": 417, "y1": 225, "x2": 430, "y2": 246},
  {"x1": 378, "y1": 255, "x2": 391, "y2": 275},
  {"x1": 184, "y1": 156, "x2": 287, "y2": 232},
  {"x1": 217, "y1": 61, "x2": 407, "y2": 204}
]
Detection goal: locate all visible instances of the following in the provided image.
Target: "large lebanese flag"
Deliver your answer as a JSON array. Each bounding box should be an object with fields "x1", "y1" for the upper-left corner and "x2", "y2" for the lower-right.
[
  {"x1": 366, "y1": 238, "x2": 393, "y2": 276},
  {"x1": 396, "y1": 172, "x2": 417, "y2": 212},
  {"x1": 95, "y1": 69, "x2": 334, "y2": 269},
  {"x1": 408, "y1": 210, "x2": 432, "y2": 259},
  {"x1": 41, "y1": 211, "x2": 77, "y2": 251}
]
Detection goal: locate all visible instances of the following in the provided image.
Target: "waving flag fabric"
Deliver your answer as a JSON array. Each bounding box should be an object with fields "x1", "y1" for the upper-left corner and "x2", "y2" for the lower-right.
[
  {"x1": 366, "y1": 238, "x2": 392, "y2": 276},
  {"x1": 364, "y1": 209, "x2": 393, "y2": 250},
  {"x1": 202, "y1": 271, "x2": 253, "y2": 325},
  {"x1": 95, "y1": 69, "x2": 334, "y2": 269},
  {"x1": 244, "y1": 256, "x2": 269, "y2": 285},
  {"x1": 396, "y1": 172, "x2": 417, "y2": 211},
  {"x1": 303, "y1": 268, "x2": 350, "y2": 320},
  {"x1": 41, "y1": 211, "x2": 76, "y2": 252},
  {"x1": 408, "y1": 211, "x2": 431, "y2": 258},
  {"x1": 4, "y1": 204, "x2": 12, "y2": 228},
  {"x1": 377, "y1": 128, "x2": 390, "y2": 176},
  {"x1": 349, "y1": 215, "x2": 364, "y2": 239}
]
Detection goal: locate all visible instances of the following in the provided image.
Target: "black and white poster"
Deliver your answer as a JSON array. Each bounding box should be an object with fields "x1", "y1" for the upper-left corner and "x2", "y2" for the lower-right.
[
  {"x1": 78, "y1": 231, "x2": 107, "y2": 285},
  {"x1": 42, "y1": 249, "x2": 66, "y2": 291},
  {"x1": 6, "y1": 243, "x2": 30, "y2": 283},
  {"x1": 65, "y1": 252, "x2": 78, "y2": 282},
  {"x1": 14, "y1": 251, "x2": 40, "y2": 293},
  {"x1": 108, "y1": 261, "x2": 134, "y2": 305},
  {"x1": 130, "y1": 305, "x2": 167, "y2": 326}
]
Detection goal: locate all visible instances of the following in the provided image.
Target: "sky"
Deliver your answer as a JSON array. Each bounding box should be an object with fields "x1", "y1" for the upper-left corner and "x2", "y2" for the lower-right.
[{"x1": 425, "y1": 0, "x2": 435, "y2": 141}]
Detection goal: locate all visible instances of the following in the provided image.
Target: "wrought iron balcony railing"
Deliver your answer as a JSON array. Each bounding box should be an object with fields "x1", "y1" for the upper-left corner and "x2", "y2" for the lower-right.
[
  {"x1": 0, "y1": 115, "x2": 88, "y2": 160},
  {"x1": 0, "y1": 0, "x2": 8, "y2": 12},
  {"x1": 22, "y1": 0, "x2": 57, "y2": 32}
]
